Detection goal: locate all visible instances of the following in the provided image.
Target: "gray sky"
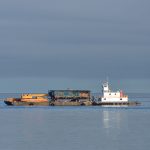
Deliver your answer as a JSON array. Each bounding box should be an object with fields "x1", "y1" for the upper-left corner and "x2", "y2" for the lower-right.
[{"x1": 0, "y1": 0, "x2": 150, "y2": 92}]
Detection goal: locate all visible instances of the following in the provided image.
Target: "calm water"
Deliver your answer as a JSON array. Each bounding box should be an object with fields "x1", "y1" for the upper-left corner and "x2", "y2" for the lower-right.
[{"x1": 0, "y1": 93, "x2": 150, "y2": 150}]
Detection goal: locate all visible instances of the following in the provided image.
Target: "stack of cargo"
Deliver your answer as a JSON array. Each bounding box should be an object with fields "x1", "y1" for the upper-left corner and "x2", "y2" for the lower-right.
[
  {"x1": 48, "y1": 90, "x2": 92, "y2": 106},
  {"x1": 4, "y1": 94, "x2": 49, "y2": 106}
]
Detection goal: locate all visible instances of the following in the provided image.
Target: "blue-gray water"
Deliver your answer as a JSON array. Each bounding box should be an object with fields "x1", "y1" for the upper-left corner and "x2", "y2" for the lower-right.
[{"x1": 0, "y1": 93, "x2": 150, "y2": 150}]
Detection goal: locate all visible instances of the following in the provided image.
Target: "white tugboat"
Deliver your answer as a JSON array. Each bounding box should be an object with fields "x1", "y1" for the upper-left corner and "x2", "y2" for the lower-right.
[{"x1": 100, "y1": 82, "x2": 128, "y2": 103}]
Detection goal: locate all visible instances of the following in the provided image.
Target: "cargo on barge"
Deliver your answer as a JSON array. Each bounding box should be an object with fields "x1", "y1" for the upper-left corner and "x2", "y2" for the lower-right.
[
  {"x1": 4, "y1": 93, "x2": 49, "y2": 106},
  {"x1": 48, "y1": 90, "x2": 92, "y2": 106}
]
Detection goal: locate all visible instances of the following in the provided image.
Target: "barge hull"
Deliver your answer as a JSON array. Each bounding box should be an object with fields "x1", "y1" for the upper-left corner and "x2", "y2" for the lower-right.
[
  {"x1": 4, "y1": 101, "x2": 49, "y2": 106},
  {"x1": 50, "y1": 101, "x2": 93, "y2": 106}
]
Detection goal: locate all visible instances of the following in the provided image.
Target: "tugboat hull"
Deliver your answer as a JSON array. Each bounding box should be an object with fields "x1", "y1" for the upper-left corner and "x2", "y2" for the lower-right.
[{"x1": 95, "y1": 101, "x2": 140, "y2": 106}]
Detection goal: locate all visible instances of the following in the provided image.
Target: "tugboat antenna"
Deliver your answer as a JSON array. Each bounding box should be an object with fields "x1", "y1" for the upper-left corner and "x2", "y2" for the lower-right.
[{"x1": 106, "y1": 76, "x2": 109, "y2": 83}]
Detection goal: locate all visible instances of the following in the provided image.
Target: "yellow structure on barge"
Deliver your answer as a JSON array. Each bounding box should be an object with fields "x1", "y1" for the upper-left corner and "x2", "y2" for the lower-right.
[{"x1": 4, "y1": 93, "x2": 49, "y2": 106}]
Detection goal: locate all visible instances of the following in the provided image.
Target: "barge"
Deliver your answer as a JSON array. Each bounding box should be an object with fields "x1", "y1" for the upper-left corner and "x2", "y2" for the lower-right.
[{"x1": 4, "y1": 93, "x2": 49, "y2": 106}]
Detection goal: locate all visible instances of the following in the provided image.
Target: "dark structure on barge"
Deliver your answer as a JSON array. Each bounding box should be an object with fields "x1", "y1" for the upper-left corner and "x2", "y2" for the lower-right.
[{"x1": 48, "y1": 90, "x2": 92, "y2": 106}]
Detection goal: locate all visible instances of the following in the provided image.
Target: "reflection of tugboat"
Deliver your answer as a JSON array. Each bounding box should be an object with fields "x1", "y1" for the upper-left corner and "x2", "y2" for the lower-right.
[{"x1": 101, "y1": 82, "x2": 128, "y2": 102}]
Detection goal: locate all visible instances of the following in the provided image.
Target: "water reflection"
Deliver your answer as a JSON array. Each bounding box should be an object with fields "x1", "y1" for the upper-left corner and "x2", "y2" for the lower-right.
[
  {"x1": 102, "y1": 111, "x2": 122, "y2": 134},
  {"x1": 103, "y1": 111, "x2": 110, "y2": 129}
]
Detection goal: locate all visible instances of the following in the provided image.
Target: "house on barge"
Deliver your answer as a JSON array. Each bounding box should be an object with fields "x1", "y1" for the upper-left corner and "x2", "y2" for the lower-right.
[{"x1": 48, "y1": 90, "x2": 92, "y2": 106}]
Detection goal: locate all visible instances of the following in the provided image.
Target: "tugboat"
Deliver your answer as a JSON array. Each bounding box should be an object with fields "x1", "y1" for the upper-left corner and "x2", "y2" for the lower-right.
[
  {"x1": 101, "y1": 82, "x2": 128, "y2": 102},
  {"x1": 99, "y1": 82, "x2": 139, "y2": 106}
]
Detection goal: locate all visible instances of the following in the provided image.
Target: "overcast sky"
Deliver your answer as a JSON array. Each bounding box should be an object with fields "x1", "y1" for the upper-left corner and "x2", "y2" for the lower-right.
[{"x1": 0, "y1": 0, "x2": 150, "y2": 92}]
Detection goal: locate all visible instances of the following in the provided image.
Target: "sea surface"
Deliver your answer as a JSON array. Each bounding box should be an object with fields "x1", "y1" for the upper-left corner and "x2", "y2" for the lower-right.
[{"x1": 0, "y1": 93, "x2": 150, "y2": 150}]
